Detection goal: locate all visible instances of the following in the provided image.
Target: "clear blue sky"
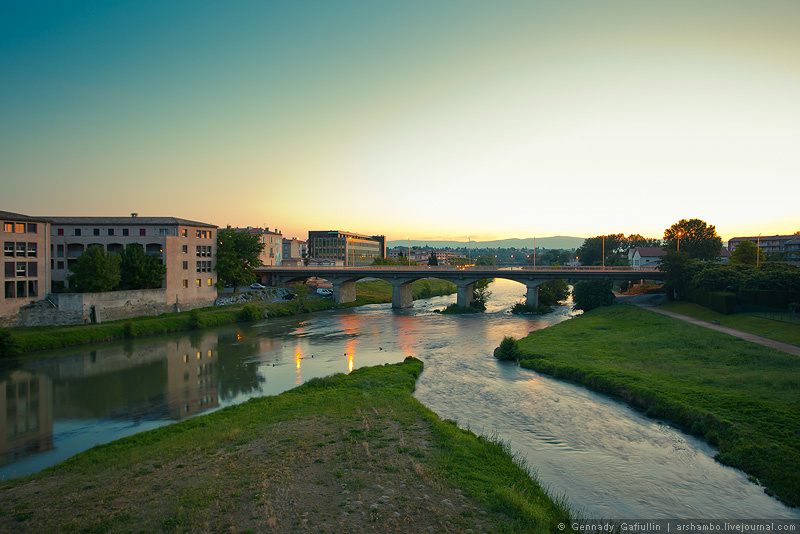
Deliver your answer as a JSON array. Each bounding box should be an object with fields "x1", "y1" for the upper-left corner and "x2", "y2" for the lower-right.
[{"x1": 2, "y1": 1, "x2": 799, "y2": 242}]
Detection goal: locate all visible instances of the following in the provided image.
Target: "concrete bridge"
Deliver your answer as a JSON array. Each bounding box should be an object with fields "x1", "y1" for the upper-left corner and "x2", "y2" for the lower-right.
[{"x1": 255, "y1": 265, "x2": 665, "y2": 309}]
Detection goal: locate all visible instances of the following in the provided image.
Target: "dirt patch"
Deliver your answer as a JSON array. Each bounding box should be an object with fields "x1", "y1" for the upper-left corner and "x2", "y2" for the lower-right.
[{"x1": 1, "y1": 407, "x2": 494, "y2": 533}]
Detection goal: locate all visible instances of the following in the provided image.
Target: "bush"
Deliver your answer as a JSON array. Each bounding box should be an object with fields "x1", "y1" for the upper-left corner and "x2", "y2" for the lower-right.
[
  {"x1": 188, "y1": 309, "x2": 204, "y2": 330},
  {"x1": 494, "y1": 336, "x2": 520, "y2": 360},
  {"x1": 122, "y1": 321, "x2": 136, "y2": 338},
  {"x1": 0, "y1": 327, "x2": 19, "y2": 357},
  {"x1": 237, "y1": 304, "x2": 263, "y2": 322},
  {"x1": 685, "y1": 289, "x2": 736, "y2": 315},
  {"x1": 510, "y1": 301, "x2": 551, "y2": 314},
  {"x1": 572, "y1": 280, "x2": 615, "y2": 312}
]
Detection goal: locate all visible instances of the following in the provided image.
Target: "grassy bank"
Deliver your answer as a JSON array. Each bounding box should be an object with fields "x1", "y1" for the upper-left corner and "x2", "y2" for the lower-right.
[
  {"x1": 0, "y1": 358, "x2": 573, "y2": 534},
  {"x1": 510, "y1": 304, "x2": 800, "y2": 507},
  {"x1": 659, "y1": 301, "x2": 800, "y2": 346},
  {"x1": 5, "y1": 279, "x2": 456, "y2": 355}
]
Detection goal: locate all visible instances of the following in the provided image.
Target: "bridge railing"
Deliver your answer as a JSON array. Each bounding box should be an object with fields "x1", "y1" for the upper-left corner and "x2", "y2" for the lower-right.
[{"x1": 259, "y1": 265, "x2": 661, "y2": 272}]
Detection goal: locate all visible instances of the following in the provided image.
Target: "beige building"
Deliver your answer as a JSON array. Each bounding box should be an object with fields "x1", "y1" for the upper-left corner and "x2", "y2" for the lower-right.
[
  {"x1": 49, "y1": 215, "x2": 218, "y2": 305},
  {"x1": 308, "y1": 230, "x2": 386, "y2": 266},
  {"x1": 2, "y1": 211, "x2": 51, "y2": 317},
  {"x1": 282, "y1": 237, "x2": 308, "y2": 263}
]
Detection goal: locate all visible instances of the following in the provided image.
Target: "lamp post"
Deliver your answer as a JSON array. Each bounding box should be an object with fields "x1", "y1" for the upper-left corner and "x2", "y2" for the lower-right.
[
  {"x1": 533, "y1": 236, "x2": 536, "y2": 269},
  {"x1": 677, "y1": 231, "x2": 682, "y2": 252},
  {"x1": 757, "y1": 233, "x2": 761, "y2": 268},
  {"x1": 602, "y1": 235, "x2": 605, "y2": 270},
  {"x1": 407, "y1": 236, "x2": 410, "y2": 266},
  {"x1": 467, "y1": 235, "x2": 471, "y2": 265}
]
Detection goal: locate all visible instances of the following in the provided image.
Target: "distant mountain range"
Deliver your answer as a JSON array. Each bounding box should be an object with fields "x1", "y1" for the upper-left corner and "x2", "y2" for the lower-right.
[{"x1": 386, "y1": 236, "x2": 585, "y2": 250}]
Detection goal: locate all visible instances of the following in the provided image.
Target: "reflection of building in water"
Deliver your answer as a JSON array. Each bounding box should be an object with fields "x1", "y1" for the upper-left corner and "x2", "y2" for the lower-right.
[
  {"x1": 165, "y1": 335, "x2": 220, "y2": 420},
  {"x1": 0, "y1": 371, "x2": 53, "y2": 466}
]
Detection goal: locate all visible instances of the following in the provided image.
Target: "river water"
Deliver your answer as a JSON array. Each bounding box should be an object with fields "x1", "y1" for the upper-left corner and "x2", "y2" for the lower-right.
[{"x1": 1, "y1": 279, "x2": 797, "y2": 520}]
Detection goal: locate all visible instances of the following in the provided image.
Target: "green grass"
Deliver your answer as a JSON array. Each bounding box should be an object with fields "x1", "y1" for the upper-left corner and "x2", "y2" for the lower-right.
[
  {"x1": 0, "y1": 359, "x2": 574, "y2": 533},
  {"x1": 5, "y1": 279, "x2": 456, "y2": 355},
  {"x1": 513, "y1": 304, "x2": 800, "y2": 507},
  {"x1": 659, "y1": 301, "x2": 800, "y2": 346}
]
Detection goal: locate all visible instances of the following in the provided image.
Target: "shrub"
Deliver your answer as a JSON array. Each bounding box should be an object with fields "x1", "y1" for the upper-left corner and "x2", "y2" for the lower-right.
[
  {"x1": 494, "y1": 336, "x2": 520, "y2": 360},
  {"x1": 122, "y1": 321, "x2": 136, "y2": 338},
  {"x1": 188, "y1": 309, "x2": 204, "y2": 330},
  {"x1": 0, "y1": 327, "x2": 19, "y2": 357},
  {"x1": 237, "y1": 304, "x2": 263, "y2": 322},
  {"x1": 572, "y1": 280, "x2": 615, "y2": 312}
]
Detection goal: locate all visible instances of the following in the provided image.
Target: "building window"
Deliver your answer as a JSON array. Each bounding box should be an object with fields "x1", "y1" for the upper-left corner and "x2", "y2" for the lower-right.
[
  {"x1": 207, "y1": 278, "x2": 212, "y2": 286},
  {"x1": 3, "y1": 242, "x2": 12, "y2": 257},
  {"x1": 4, "y1": 262, "x2": 13, "y2": 278},
  {"x1": 182, "y1": 280, "x2": 188, "y2": 288},
  {"x1": 181, "y1": 229, "x2": 187, "y2": 237},
  {"x1": 182, "y1": 245, "x2": 188, "y2": 253},
  {"x1": 57, "y1": 261, "x2": 64, "y2": 270},
  {"x1": 15, "y1": 223, "x2": 24, "y2": 233},
  {"x1": 16, "y1": 263, "x2": 26, "y2": 277},
  {"x1": 28, "y1": 280, "x2": 38, "y2": 298},
  {"x1": 74, "y1": 228, "x2": 81, "y2": 236},
  {"x1": 159, "y1": 228, "x2": 168, "y2": 237},
  {"x1": 108, "y1": 229, "x2": 114, "y2": 236},
  {"x1": 57, "y1": 228, "x2": 64, "y2": 236},
  {"x1": 93, "y1": 228, "x2": 100, "y2": 236},
  {"x1": 16, "y1": 243, "x2": 25, "y2": 257},
  {"x1": 183, "y1": 261, "x2": 188, "y2": 270},
  {"x1": 3, "y1": 222, "x2": 12, "y2": 233},
  {"x1": 196, "y1": 246, "x2": 201, "y2": 257},
  {"x1": 57, "y1": 245, "x2": 64, "y2": 257},
  {"x1": 4, "y1": 281, "x2": 14, "y2": 298},
  {"x1": 140, "y1": 229, "x2": 146, "y2": 236},
  {"x1": 196, "y1": 279, "x2": 201, "y2": 287},
  {"x1": 27, "y1": 223, "x2": 37, "y2": 234},
  {"x1": 27, "y1": 262, "x2": 37, "y2": 277},
  {"x1": 27, "y1": 243, "x2": 37, "y2": 257},
  {"x1": 16, "y1": 280, "x2": 27, "y2": 298}
]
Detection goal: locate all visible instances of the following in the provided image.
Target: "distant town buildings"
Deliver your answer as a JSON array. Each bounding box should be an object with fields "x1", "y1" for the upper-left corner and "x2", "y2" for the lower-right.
[
  {"x1": 628, "y1": 247, "x2": 666, "y2": 268},
  {"x1": 307, "y1": 231, "x2": 385, "y2": 266},
  {"x1": 282, "y1": 237, "x2": 308, "y2": 266},
  {"x1": 728, "y1": 235, "x2": 800, "y2": 259}
]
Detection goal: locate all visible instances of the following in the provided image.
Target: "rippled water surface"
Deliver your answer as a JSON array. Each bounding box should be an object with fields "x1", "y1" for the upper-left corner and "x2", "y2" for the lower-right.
[{"x1": 2, "y1": 279, "x2": 797, "y2": 520}]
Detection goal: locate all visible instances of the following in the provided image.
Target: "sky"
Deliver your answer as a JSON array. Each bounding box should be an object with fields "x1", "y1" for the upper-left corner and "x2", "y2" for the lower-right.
[{"x1": 2, "y1": 1, "x2": 799, "y2": 244}]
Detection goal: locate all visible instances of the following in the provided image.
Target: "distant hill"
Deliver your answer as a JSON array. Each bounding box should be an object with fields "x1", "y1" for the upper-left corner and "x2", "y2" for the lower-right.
[{"x1": 386, "y1": 236, "x2": 585, "y2": 250}]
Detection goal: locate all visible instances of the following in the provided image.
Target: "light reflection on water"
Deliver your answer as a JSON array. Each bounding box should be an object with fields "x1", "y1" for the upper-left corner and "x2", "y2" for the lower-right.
[{"x1": 0, "y1": 279, "x2": 797, "y2": 521}]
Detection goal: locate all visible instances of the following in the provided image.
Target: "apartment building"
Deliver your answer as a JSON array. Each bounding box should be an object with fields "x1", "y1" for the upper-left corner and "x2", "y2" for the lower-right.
[
  {"x1": 50, "y1": 215, "x2": 218, "y2": 304},
  {"x1": 2, "y1": 211, "x2": 51, "y2": 317},
  {"x1": 307, "y1": 231, "x2": 386, "y2": 266},
  {"x1": 282, "y1": 237, "x2": 308, "y2": 263},
  {"x1": 728, "y1": 234, "x2": 800, "y2": 259}
]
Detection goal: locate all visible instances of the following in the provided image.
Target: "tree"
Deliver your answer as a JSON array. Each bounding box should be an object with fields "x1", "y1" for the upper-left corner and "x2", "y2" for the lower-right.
[
  {"x1": 474, "y1": 254, "x2": 496, "y2": 266},
  {"x1": 118, "y1": 244, "x2": 167, "y2": 290},
  {"x1": 538, "y1": 279, "x2": 570, "y2": 305},
  {"x1": 663, "y1": 219, "x2": 722, "y2": 261},
  {"x1": 730, "y1": 240, "x2": 765, "y2": 266},
  {"x1": 68, "y1": 246, "x2": 121, "y2": 293},
  {"x1": 215, "y1": 228, "x2": 265, "y2": 292},
  {"x1": 572, "y1": 280, "x2": 615, "y2": 312},
  {"x1": 657, "y1": 250, "x2": 698, "y2": 300},
  {"x1": 427, "y1": 252, "x2": 439, "y2": 266}
]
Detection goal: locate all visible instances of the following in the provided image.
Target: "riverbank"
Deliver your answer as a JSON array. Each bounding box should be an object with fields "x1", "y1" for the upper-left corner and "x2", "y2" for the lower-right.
[
  {"x1": 2, "y1": 279, "x2": 456, "y2": 355},
  {"x1": 508, "y1": 304, "x2": 799, "y2": 507},
  {"x1": 0, "y1": 358, "x2": 574, "y2": 534}
]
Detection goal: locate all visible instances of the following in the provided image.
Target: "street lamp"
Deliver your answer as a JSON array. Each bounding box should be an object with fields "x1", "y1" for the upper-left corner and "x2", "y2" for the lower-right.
[
  {"x1": 602, "y1": 235, "x2": 605, "y2": 270},
  {"x1": 407, "y1": 236, "x2": 411, "y2": 266},
  {"x1": 677, "y1": 231, "x2": 682, "y2": 252},
  {"x1": 757, "y1": 233, "x2": 762, "y2": 268},
  {"x1": 533, "y1": 236, "x2": 536, "y2": 269},
  {"x1": 467, "y1": 235, "x2": 471, "y2": 265}
]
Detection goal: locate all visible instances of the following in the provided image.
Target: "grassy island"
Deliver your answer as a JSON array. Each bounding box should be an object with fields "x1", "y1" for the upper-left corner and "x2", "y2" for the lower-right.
[
  {"x1": 0, "y1": 358, "x2": 573, "y2": 534},
  {"x1": 508, "y1": 304, "x2": 800, "y2": 507}
]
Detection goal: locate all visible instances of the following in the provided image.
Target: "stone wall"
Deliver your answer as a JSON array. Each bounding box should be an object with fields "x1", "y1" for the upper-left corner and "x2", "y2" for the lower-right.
[{"x1": 4, "y1": 289, "x2": 216, "y2": 327}]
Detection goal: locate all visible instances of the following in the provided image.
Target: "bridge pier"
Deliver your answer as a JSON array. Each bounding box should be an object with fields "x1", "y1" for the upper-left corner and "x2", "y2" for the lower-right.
[
  {"x1": 391, "y1": 281, "x2": 414, "y2": 309},
  {"x1": 333, "y1": 280, "x2": 357, "y2": 304},
  {"x1": 525, "y1": 282, "x2": 544, "y2": 308},
  {"x1": 456, "y1": 282, "x2": 474, "y2": 309}
]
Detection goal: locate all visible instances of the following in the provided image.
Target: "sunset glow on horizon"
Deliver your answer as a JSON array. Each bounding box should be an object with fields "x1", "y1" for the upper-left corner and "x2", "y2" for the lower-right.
[{"x1": 2, "y1": 1, "x2": 798, "y2": 244}]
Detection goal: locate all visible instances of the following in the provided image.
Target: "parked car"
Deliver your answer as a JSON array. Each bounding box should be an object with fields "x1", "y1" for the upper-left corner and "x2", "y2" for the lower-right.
[
  {"x1": 282, "y1": 292, "x2": 296, "y2": 300},
  {"x1": 316, "y1": 288, "x2": 333, "y2": 296},
  {"x1": 250, "y1": 283, "x2": 265, "y2": 289}
]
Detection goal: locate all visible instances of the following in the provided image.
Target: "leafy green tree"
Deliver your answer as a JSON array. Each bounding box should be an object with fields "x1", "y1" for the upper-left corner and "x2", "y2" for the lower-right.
[
  {"x1": 68, "y1": 246, "x2": 121, "y2": 292},
  {"x1": 215, "y1": 228, "x2": 265, "y2": 292},
  {"x1": 663, "y1": 219, "x2": 722, "y2": 261},
  {"x1": 475, "y1": 254, "x2": 496, "y2": 266},
  {"x1": 118, "y1": 244, "x2": 167, "y2": 290},
  {"x1": 572, "y1": 280, "x2": 615, "y2": 312},
  {"x1": 730, "y1": 240, "x2": 765, "y2": 266},
  {"x1": 658, "y1": 250, "x2": 699, "y2": 300},
  {"x1": 538, "y1": 279, "x2": 569, "y2": 305},
  {"x1": 0, "y1": 327, "x2": 19, "y2": 357},
  {"x1": 427, "y1": 252, "x2": 439, "y2": 266}
]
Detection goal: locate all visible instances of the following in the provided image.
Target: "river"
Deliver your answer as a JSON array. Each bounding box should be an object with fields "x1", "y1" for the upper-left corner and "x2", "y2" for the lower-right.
[{"x1": 1, "y1": 279, "x2": 797, "y2": 520}]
